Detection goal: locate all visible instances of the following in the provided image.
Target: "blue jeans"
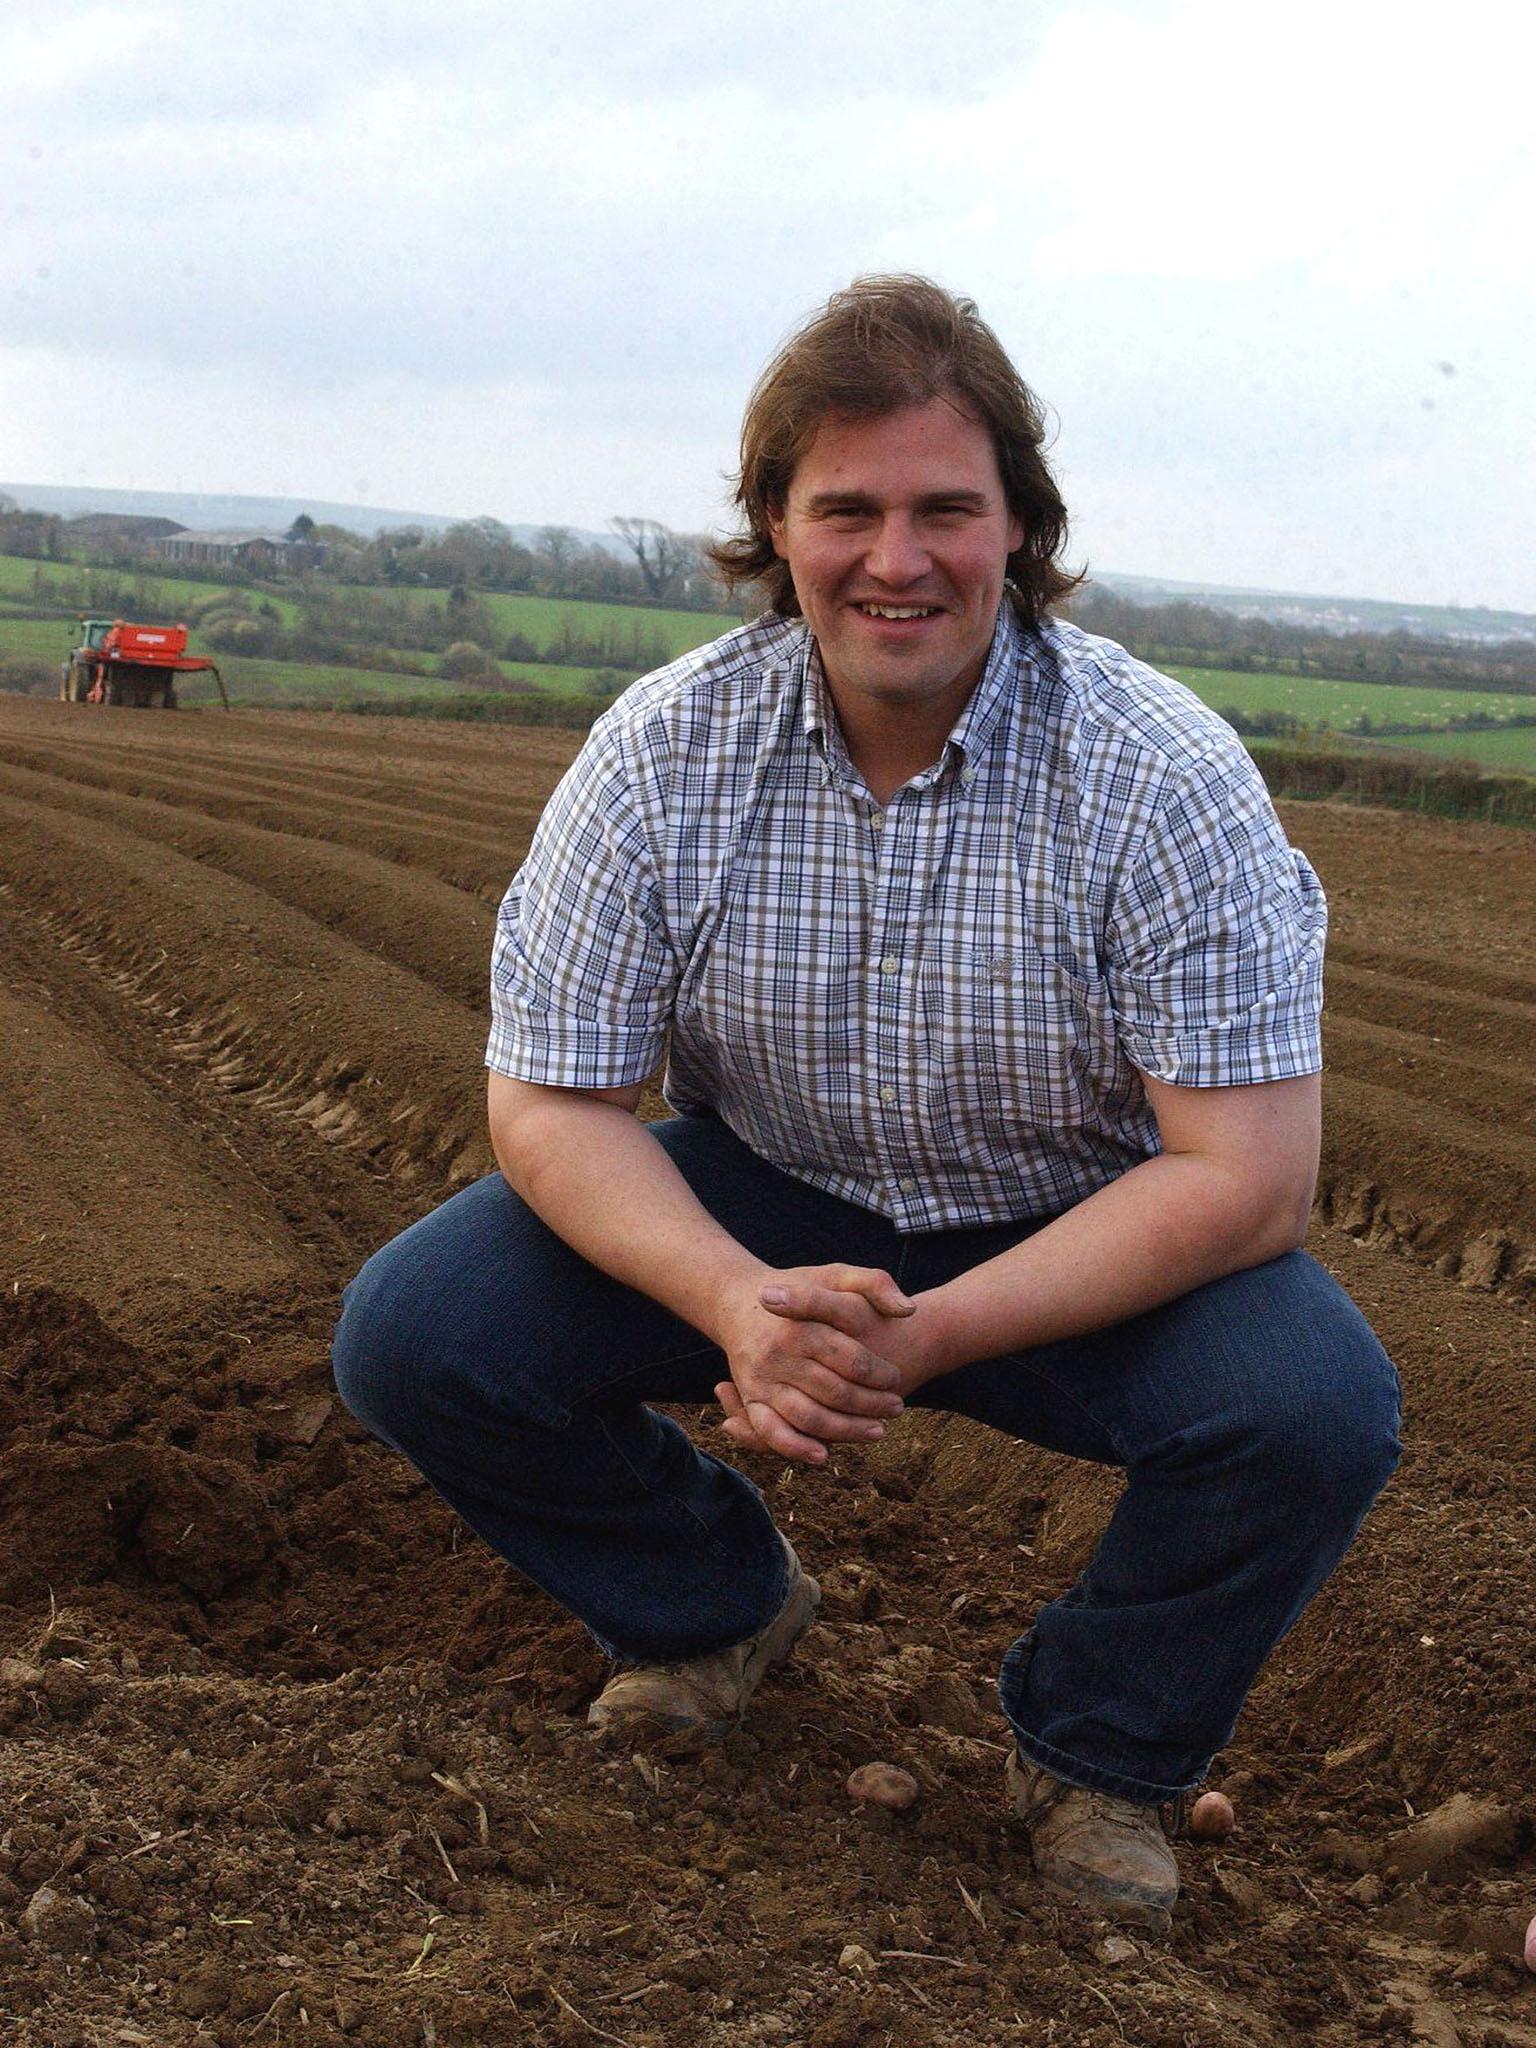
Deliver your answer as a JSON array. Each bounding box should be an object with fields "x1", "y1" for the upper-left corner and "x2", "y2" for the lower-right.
[{"x1": 333, "y1": 1114, "x2": 1400, "y2": 1803}]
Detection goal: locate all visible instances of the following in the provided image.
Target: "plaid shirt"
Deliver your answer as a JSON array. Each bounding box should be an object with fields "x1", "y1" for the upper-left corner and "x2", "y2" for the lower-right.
[{"x1": 487, "y1": 602, "x2": 1325, "y2": 1231}]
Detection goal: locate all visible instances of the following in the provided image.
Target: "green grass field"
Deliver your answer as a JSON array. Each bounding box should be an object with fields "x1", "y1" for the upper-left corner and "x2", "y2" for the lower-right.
[
  {"x1": 1169, "y1": 665, "x2": 1536, "y2": 730},
  {"x1": 1372, "y1": 727, "x2": 1536, "y2": 775},
  {"x1": 345, "y1": 585, "x2": 738, "y2": 662},
  {"x1": 0, "y1": 553, "x2": 304, "y2": 624},
  {"x1": 0, "y1": 616, "x2": 80, "y2": 665}
]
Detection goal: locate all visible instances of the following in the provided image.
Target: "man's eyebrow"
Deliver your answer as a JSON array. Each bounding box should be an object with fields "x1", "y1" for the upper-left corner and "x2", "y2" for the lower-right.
[{"x1": 802, "y1": 488, "x2": 992, "y2": 512}]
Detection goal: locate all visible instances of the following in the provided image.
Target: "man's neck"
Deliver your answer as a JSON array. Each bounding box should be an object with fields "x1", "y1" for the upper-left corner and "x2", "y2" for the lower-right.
[{"x1": 824, "y1": 682, "x2": 976, "y2": 807}]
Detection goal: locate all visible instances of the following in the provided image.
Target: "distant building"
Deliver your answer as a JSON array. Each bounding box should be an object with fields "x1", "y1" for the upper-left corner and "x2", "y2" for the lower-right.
[{"x1": 156, "y1": 530, "x2": 322, "y2": 569}]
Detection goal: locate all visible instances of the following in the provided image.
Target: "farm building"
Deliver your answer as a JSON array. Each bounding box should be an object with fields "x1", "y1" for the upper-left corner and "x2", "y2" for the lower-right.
[{"x1": 156, "y1": 529, "x2": 321, "y2": 568}]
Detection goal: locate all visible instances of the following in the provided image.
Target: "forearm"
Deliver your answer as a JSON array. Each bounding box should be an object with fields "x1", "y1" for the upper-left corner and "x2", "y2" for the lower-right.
[
  {"x1": 489, "y1": 1078, "x2": 765, "y2": 1347},
  {"x1": 920, "y1": 1148, "x2": 1311, "y2": 1378}
]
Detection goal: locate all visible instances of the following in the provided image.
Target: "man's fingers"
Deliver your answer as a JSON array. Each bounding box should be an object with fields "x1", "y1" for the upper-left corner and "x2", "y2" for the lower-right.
[
  {"x1": 760, "y1": 1267, "x2": 915, "y2": 1323},
  {"x1": 717, "y1": 1384, "x2": 775, "y2": 1456},
  {"x1": 763, "y1": 1386, "x2": 891, "y2": 1445},
  {"x1": 755, "y1": 1297, "x2": 904, "y2": 1388},
  {"x1": 762, "y1": 1284, "x2": 872, "y2": 1337},
  {"x1": 744, "y1": 1399, "x2": 829, "y2": 1466},
  {"x1": 832, "y1": 1265, "x2": 917, "y2": 1317},
  {"x1": 792, "y1": 1362, "x2": 903, "y2": 1418}
]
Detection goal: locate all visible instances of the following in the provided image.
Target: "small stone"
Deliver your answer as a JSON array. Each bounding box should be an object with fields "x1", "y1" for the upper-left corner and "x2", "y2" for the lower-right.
[
  {"x1": 0, "y1": 1657, "x2": 44, "y2": 1690},
  {"x1": 1525, "y1": 1913, "x2": 1536, "y2": 1974},
  {"x1": 1347, "y1": 1874, "x2": 1383, "y2": 1907},
  {"x1": 21, "y1": 1886, "x2": 98, "y2": 1955},
  {"x1": 845, "y1": 1762, "x2": 920, "y2": 1811},
  {"x1": 1097, "y1": 1935, "x2": 1139, "y2": 1964},
  {"x1": 838, "y1": 1943, "x2": 878, "y2": 1977}
]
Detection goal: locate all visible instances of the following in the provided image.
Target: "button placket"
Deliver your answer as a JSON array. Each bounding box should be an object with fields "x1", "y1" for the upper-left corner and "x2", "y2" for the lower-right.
[{"x1": 864, "y1": 790, "x2": 910, "y2": 1208}]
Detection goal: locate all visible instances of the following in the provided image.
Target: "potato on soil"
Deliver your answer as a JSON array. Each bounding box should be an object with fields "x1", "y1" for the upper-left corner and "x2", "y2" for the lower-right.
[
  {"x1": 846, "y1": 1762, "x2": 919, "y2": 1810},
  {"x1": 1188, "y1": 1791, "x2": 1236, "y2": 1841}
]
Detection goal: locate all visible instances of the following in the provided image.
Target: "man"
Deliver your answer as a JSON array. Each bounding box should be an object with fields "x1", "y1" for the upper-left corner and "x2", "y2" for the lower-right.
[{"x1": 334, "y1": 276, "x2": 1400, "y2": 1937}]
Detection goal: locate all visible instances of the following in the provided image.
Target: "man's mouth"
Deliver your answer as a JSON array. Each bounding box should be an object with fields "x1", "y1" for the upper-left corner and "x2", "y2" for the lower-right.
[{"x1": 852, "y1": 603, "x2": 941, "y2": 620}]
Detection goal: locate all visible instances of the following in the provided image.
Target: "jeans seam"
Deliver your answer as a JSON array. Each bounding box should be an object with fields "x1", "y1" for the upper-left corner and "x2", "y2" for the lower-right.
[
  {"x1": 979, "y1": 1356, "x2": 1128, "y2": 1467},
  {"x1": 592, "y1": 1404, "x2": 742, "y2": 1565}
]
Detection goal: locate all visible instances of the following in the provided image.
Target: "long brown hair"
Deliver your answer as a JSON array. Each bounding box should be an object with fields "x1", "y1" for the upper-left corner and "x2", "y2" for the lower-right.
[{"x1": 709, "y1": 275, "x2": 1082, "y2": 628}]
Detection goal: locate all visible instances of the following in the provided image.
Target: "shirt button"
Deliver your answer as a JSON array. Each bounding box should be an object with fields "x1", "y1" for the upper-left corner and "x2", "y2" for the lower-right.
[
  {"x1": 870, "y1": 812, "x2": 884, "y2": 829},
  {"x1": 898, "y1": 1178, "x2": 917, "y2": 1195},
  {"x1": 960, "y1": 767, "x2": 977, "y2": 787},
  {"x1": 880, "y1": 1085, "x2": 897, "y2": 1104},
  {"x1": 879, "y1": 955, "x2": 900, "y2": 974}
]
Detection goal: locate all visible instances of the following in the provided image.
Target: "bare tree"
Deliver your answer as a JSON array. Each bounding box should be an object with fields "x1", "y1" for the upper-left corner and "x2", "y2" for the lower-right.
[{"x1": 610, "y1": 517, "x2": 696, "y2": 603}]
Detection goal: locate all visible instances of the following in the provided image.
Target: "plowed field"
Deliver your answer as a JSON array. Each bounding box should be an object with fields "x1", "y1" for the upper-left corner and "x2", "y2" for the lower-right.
[{"x1": 1, "y1": 696, "x2": 1532, "y2": 2048}]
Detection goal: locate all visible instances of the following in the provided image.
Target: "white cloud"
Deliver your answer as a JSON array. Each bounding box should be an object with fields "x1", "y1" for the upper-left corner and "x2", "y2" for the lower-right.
[{"x1": 1, "y1": 0, "x2": 1531, "y2": 607}]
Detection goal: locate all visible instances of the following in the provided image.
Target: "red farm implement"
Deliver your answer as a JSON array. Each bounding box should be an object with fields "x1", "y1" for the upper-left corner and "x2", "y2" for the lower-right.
[{"x1": 61, "y1": 618, "x2": 228, "y2": 710}]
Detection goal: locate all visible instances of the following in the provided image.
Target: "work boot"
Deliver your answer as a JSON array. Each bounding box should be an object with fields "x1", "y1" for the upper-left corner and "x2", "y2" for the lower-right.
[
  {"x1": 587, "y1": 1542, "x2": 820, "y2": 1736},
  {"x1": 1007, "y1": 1750, "x2": 1180, "y2": 1937}
]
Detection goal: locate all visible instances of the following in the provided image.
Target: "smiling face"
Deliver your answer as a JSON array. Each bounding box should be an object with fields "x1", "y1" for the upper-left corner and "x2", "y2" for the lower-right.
[{"x1": 766, "y1": 397, "x2": 1024, "y2": 742}]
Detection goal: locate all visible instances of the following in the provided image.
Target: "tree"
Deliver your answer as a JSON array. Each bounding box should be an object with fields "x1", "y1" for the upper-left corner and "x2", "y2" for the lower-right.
[
  {"x1": 536, "y1": 526, "x2": 579, "y2": 597},
  {"x1": 610, "y1": 517, "x2": 696, "y2": 603},
  {"x1": 287, "y1": 513, "x2": 317, "y2": 543},
  {"x1": 440, "y1": 639, "x2": 497, "y2": 681}
]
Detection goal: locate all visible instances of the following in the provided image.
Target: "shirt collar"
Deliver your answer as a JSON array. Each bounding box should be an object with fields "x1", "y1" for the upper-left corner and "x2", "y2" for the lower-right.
[{"x1": 798, "y1": 595, "x2": 1028, "y2": 789}]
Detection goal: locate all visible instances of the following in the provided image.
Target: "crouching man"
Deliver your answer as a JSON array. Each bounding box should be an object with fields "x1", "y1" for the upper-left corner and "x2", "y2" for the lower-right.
[{"x1": 334, "y1": 275, "x2": 1400, "y2": 1937}]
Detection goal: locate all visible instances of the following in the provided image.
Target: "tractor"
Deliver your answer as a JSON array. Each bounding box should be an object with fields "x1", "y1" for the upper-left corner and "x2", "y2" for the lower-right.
[{"x1": 61, "y1": 618, "x2": 228, "y2": 710}]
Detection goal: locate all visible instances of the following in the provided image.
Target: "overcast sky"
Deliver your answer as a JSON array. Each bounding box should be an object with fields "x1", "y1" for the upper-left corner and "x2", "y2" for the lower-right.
[{"x1": 4, "y1": 0, "x2": 1532, "y2": 609}]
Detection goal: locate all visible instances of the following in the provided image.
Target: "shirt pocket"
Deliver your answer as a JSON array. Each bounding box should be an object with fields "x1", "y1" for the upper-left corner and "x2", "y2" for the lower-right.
[{"x1": 939, "y1": 941, "x2": 1120, "y2": 1136}]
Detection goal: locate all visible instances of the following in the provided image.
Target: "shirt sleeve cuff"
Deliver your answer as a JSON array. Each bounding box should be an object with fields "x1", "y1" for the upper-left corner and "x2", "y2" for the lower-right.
[
  {"x1": 484, "y1": 1013, "x2": 666, "y2": 1089},
  {"x1": 1121, "y1": 994, "x2": 1323, "y2": 1088}
]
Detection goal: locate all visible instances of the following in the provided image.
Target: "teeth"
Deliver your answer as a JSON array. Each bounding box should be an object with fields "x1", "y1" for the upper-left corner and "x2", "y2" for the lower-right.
[{"x1": 857, "y1": 604, "x2": 936, "y2": 619}]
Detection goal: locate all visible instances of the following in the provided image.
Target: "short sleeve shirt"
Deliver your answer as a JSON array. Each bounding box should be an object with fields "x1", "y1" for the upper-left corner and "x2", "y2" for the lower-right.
[{"x1": 487, "y1": 603, "x2": 1326, "y2": 1231}]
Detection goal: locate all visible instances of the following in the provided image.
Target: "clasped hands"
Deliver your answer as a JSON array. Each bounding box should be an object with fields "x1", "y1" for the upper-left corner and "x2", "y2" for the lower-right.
[{"x1": 713, "y1": 1263, "x2": 942, "y2": 1467}]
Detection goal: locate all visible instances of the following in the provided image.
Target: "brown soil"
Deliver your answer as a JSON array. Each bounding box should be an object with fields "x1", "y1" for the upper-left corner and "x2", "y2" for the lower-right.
[{"x1": 0, "y1": 696, "x2": 1532, "y2": 2048}]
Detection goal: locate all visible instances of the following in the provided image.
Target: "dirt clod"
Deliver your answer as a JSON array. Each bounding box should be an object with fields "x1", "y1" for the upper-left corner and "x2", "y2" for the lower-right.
[
  {"x1": 1384, "y1": 1795, "x2": 1521, "y2": 1882},
  {"x1": 21, "y1": 1886, "x2": 97, "y2": 1955}
]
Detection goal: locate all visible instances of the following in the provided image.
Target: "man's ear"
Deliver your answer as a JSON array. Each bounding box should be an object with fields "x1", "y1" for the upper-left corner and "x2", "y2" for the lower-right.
[{"x1": 765, "y1": 501, "x2": 788, "y2": 560}]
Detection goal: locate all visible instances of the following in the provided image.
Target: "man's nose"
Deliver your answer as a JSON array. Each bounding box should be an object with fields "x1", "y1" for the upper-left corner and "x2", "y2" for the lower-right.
[{"x1": 864, "y1": 515, "x2": 930, "y2": 584}]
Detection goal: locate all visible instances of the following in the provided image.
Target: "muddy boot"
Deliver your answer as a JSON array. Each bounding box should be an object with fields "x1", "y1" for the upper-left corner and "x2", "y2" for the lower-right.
[
  {"x1": 1007, "y1": 1751, "x2": 1179, "y2": 1937},
  {"x1": 587, "y1": 1542, "x2": 820, "y2": 1736}
]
